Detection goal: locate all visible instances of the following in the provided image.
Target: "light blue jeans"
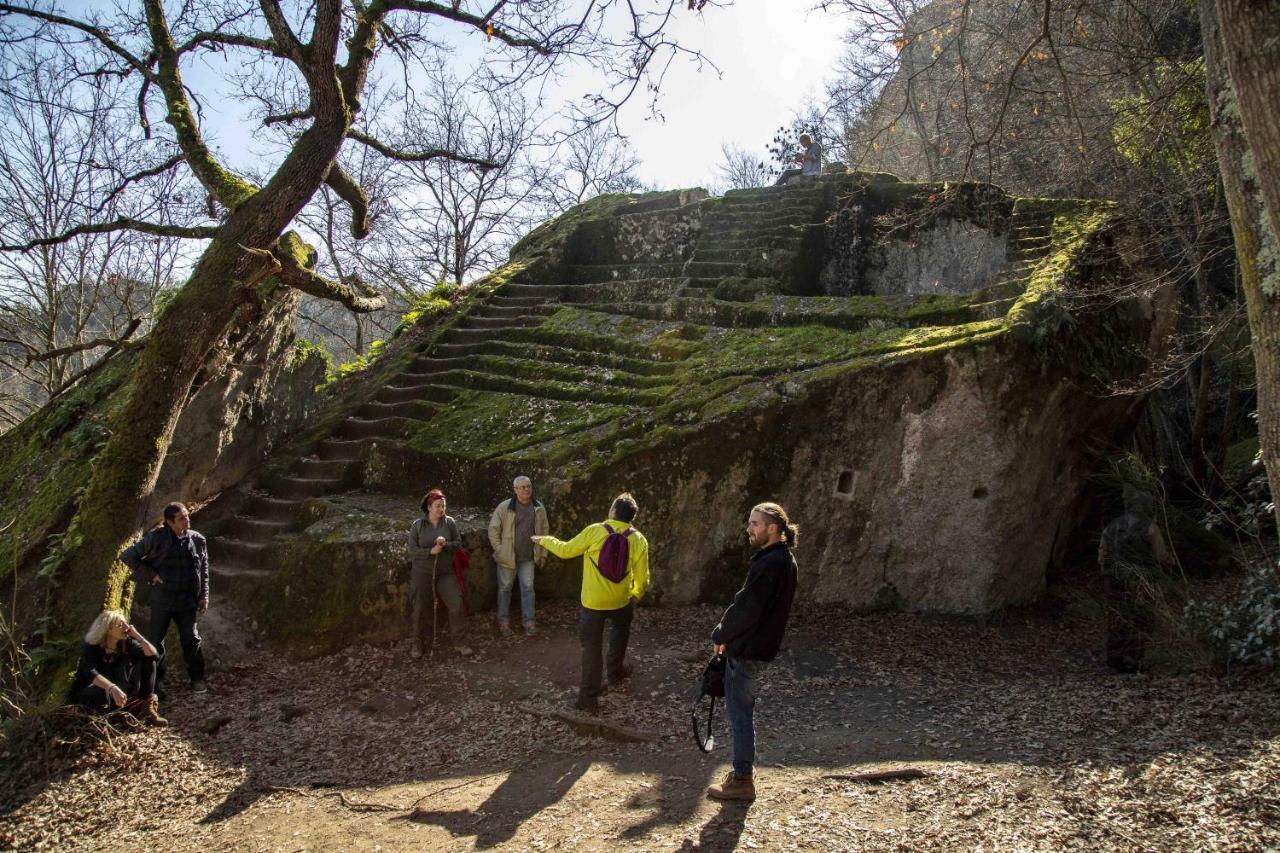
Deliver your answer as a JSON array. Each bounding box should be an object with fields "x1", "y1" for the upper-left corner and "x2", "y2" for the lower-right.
[{"x1": 497, "y1": 560, "x2": 536, "y2": 625}]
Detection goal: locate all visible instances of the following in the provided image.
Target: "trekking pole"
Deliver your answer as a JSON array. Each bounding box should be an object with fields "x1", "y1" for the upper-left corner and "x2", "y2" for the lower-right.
[{"x1": 430, "y1": 553, "x2": 439, "y2": 660}]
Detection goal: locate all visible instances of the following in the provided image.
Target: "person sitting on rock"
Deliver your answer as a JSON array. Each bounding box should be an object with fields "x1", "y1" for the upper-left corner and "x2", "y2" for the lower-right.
[
  {"x1": 533, "y1": 493, "x2": 649, "y2": 715},
  {"x1": 408, "y1": 489, "x2": 471, "y2": 659},
  {"x1": 773, "y1": 133, "x2": 822, "y2": 186},
  {"x1": 69, "y1": 609, "x2": 167, "y2": 726}
]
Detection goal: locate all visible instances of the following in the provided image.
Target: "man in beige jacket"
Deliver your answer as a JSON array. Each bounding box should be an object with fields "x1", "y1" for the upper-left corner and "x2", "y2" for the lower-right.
[{"x1": 488, "y1": 475, "x2": 549, "y2": 636}]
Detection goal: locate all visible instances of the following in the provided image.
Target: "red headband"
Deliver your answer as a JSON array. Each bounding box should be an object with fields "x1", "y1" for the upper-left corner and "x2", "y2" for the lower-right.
[{"x1": 425, "y1": 490, "x2": 446, "y2": 507}]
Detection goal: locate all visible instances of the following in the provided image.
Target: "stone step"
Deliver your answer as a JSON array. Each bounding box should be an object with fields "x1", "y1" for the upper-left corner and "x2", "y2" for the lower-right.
[
  {"x1": 714, "y1": 201, "x2": 823, "y2": 217},
  {"x1": 427, "y1": 369, "x2": 664, "y2": 406},
  {"x1": 440, "y1": 326, "x2": 520, "y2": 345},
  {"x1": 704, "y1": 234, "x2": 802, "y2": 250},
  {"x1": 690, "y1": 248, "x2": 766, "y2": 264},
  {"x1": 210, "y1": 537, "x2": 268, "y2": 566},
  {"x1": 356, "y1": 398, "x2": 440, "y2": 420},
  {"x1": 224, "y1": 516, "x2": 292, "y2": 544},
  {"x1": 470, "y1": 303, "x2": 556, "y2": 321},
  {"x1": 428, "y1": 340, "x2": 676, "y2": 374},
  {"x1": 316, "y1": 437, "x2": 371, "y2": 461},
  {"x1": 335, "y1": 416, "x2": 419, "y2": 441},
  {"x1": 210, "y1": 562, "x2": 274, "y2": 581},
  {"x1": 436, "y1": 354, "x2": 672, "y2": 389},
  {"x1": 699, "y1": 221, "x2": 814, "y2": 240},
  {"x1": 489, "y1": 294, "x2": 550, "y2": 308},
  {"x1": 245, "y1": 494, "x2": 302, "y2": 522},
  {"x1": 568, "y1": 262, "x2": 687, "y2": 283},
  {"x1": 295, "y1": 457, "x2": 359, "y2": 480},
  {"x1": 683, "y1": 260, "x2": 748, "y2": 278},
  {"x1": 502, "y1": 325, "x2": 693, "y2": 362},
  {"x1": 460, "y1": 313, "x2": 544, "y2": 330},
  {"x1": 269, "y1": 475, "x2": 343, "y2": 500},
  {"x1": 498, "y1": 283, "x2": 574, "y2": 300},
  {"x1": 375, "y1": 383, "x2": 456, "y2": 405},
  {"x1": 703, "y1": 208, "x2": 818, "y2": 225},
  {"x1": 208, "y1": 562, "x2": 274, "y2": 599}
]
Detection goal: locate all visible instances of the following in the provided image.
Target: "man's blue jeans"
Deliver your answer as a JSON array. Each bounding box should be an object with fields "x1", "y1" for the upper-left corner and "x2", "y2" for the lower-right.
[
  {"x1": 497, "y1": 560, "x2": 536, "y2": 625},
  {"x1": 725, "y1": 656, "x2": 765, "y2": 776}
]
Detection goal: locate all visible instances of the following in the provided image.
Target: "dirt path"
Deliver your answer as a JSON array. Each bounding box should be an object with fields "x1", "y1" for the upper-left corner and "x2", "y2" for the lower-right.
[{"x1": 4, "y1": 603, "x2": 1279, "y2": 850}]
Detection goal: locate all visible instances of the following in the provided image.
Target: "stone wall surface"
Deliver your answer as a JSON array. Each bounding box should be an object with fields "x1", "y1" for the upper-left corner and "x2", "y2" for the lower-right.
[{"x1": 187, "y1": 174, "x2": 1176, "y2": 653}]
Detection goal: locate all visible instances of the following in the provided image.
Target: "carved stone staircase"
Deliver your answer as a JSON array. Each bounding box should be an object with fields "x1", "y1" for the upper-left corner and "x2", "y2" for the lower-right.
[{"x1": 205, "y1": 179, "x2": 1068, "y2": 595}]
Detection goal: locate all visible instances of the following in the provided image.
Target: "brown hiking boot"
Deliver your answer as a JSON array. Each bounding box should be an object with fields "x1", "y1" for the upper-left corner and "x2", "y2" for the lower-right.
[
  {"x1": 707, "y1": 770, "x2": 755, "y2": 801},
  {"x1": 129, "y1": 695, "x2": 168, "y2": 727}
]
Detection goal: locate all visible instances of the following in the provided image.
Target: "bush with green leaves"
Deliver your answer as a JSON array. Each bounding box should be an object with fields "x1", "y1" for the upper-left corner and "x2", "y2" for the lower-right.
[{"x1": 1185, "y1": 561, "x2": 1280, "y2": 671}]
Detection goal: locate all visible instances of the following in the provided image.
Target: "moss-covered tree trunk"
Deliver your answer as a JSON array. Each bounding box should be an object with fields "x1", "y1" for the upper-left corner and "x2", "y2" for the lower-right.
[
  {"x1": 1201, "y1": 0, "x2": 1280, "y2": 534},
  {"x1": 54, "y1": 119, "x2": 350, "y2": 634}
]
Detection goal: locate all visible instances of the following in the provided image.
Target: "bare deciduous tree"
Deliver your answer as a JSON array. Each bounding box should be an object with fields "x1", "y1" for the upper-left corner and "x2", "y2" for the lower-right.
[
  {"x1": 0, "y1": 49, "x2": 191, "y2": 426},
  {"x1": 713, "y1": 142, "x2": 771, "y2": 191},
  {"x1": 0, "y1": 0, "x2": 717, "y2": 645}
]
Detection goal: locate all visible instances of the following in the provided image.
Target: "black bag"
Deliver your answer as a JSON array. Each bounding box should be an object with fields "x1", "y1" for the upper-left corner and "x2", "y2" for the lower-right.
[{"x1": 691, "y1": 654, "x2": 725, "y2": 753}]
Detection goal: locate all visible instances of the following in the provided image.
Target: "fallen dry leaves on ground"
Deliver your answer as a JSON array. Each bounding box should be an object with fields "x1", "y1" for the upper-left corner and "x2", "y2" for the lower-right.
[{"x1": 2, "y1": 602, "x2": 1278, "y2": 851}]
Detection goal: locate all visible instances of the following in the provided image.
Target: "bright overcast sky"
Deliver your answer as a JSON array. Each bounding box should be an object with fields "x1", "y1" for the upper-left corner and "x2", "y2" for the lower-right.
[{"x1": 615, "y1": 2, "x2": 848, "y2": 190}]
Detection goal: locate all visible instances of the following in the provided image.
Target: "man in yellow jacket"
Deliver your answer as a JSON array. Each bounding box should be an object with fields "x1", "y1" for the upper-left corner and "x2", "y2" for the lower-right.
[{"x1": 533, "y1": 493, "x2": 649, "y2": 714}]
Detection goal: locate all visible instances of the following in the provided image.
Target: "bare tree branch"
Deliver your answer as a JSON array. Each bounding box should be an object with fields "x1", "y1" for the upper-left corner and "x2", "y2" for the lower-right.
[
  {"x1": 0, "y1": 4, "x2": 158, "y2": 83},
  {"x1": 27, "y1": 318, "x2": 143, "y2": 364},
  {"x1": 0, "y1": 218, "x2": 217, "y2": 252},
  {"x1": 257, "y1": 0, "x2": 308, "y2": 68},
  {"x1": 323, "y1": 164, "x2": 370, "y2": 239},
  {"x1": 273, "y1": 244, "x2": 386, "y2": 312},
  {"x1": 96, "y1": 154, "x2": 186, "y2": 213},
  {"x1": 385, "y1": 0, "x2": 553, "y2": 54},
  {"x1": 174, "y1": 30, "x2": 283, "y2": 58},
  {"x1": 346, "y1": 129, "x2": 499, "y2": 168},
  {"x1": 264, "y1": 109, "x2": 313, "y2": 126}
]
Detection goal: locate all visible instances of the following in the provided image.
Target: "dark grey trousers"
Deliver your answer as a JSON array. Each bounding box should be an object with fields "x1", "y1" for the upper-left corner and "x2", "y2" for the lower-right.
[{"x1": 576, "y1": 601, "x2": 634, "y2": 704}]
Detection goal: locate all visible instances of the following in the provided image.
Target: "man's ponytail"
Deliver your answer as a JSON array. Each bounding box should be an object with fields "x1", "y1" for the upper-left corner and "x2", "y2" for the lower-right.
[{"x1": 752, "y1": 502, "x2": 799, "y2": 548}]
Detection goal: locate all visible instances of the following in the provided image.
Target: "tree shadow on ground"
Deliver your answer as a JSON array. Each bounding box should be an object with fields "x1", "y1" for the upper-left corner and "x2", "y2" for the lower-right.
[{"x1": 398, "y1": 756, "x2": 589, "y2": 849}]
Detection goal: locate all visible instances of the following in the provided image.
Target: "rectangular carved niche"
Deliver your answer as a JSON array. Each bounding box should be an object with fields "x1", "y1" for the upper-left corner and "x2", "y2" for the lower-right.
[{"x1": 834, "y1": 469, "x2": 858, "y2": 501}]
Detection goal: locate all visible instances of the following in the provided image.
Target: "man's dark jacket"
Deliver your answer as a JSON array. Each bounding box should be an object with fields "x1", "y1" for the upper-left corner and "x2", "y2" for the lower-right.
[
  {"x1": 711, "y1": 541, "x2": 798, "y2": 661},
  {"x1": 120, "y1": 526, "x2": 209, "y2": 611}
]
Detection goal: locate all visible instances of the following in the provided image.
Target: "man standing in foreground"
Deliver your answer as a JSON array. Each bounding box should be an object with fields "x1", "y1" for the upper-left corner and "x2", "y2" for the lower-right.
[
  {"x1": 533, "y1": 493, "x2": 649, "y2": 715},
  {"x1": 120, "y1": 502, "x2": 209, "y2": 694},
  {"x1": 487, "y1": 475, "x2": 549, "y2": 636},
  {"x1": 706, "y1": 501, "x2": 799, "y2": 801}
]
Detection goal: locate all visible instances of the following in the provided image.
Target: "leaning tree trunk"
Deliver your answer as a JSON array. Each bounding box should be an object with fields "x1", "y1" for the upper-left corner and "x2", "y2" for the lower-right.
[
  {"x1": 51, "y1": 123, "x2": 349, "y2": 636},
  {"x1": 1201, "y1": 0, "x2": 1280, "y2": 536}
]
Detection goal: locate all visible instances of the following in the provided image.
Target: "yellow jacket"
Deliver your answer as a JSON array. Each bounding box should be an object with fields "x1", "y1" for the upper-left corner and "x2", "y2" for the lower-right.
[{"x1": 542, "y1": 519, "x2": 649, "y2": 610}]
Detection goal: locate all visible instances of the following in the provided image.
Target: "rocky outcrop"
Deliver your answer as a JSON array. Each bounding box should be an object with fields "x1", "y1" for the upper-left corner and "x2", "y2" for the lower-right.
[
  {"x1": 0, "y1": 290, "x2": 327, "y2": 637},
  {"x1": 199, "y1": 174, "x2": 1175, "y2": 652}
]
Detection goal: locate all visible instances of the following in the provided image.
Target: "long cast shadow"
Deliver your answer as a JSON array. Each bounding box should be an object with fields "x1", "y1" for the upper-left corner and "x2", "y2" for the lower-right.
[{"x1": 399, "y1": 756, "x2": 589, "y2": 849}]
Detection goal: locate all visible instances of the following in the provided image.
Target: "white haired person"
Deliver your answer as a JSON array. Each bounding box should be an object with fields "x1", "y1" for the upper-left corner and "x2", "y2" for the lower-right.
[
  {"x1": 69, "y1": 609, "x2": 167, "y2": 725},
  {"x1": 487, "y1": 475, "x2": 549, "y2": 637}
]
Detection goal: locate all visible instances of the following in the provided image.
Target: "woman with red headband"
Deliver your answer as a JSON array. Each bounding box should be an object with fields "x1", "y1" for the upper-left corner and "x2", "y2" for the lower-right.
[{"x1": 407, "y1": 489, "x2": 469, "y2": 658}]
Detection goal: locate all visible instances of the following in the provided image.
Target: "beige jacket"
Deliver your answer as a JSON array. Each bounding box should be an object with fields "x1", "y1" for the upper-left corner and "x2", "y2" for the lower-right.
[{"x1": 488, "y1": 497, "x2": 549, "y2": 569}]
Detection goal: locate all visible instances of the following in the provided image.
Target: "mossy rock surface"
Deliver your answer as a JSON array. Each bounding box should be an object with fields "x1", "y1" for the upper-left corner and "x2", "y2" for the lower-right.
[{"x1": 200, "y1": 173, "x2": 1179, "y2": 649}]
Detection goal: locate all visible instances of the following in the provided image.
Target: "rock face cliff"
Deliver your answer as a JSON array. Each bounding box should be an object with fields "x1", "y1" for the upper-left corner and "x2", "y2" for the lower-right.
[{"x1": 198, "y1": 172, "x2": 1175, "y2": 653}]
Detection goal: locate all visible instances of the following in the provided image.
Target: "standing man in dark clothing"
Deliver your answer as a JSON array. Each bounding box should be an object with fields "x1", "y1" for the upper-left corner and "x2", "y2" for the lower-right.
[
  {"x1": 120, "y1": 502, "x2": 209, "y2": 693},
  {"x1": 706, "y1": 501, "x2": 799, "y2": 802}
]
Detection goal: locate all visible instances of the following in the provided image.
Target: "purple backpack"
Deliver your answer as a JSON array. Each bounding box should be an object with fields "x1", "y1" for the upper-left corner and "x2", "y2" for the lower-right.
[{"x1": 593, "y1": 523, "x2": 635, "y2": 583}]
